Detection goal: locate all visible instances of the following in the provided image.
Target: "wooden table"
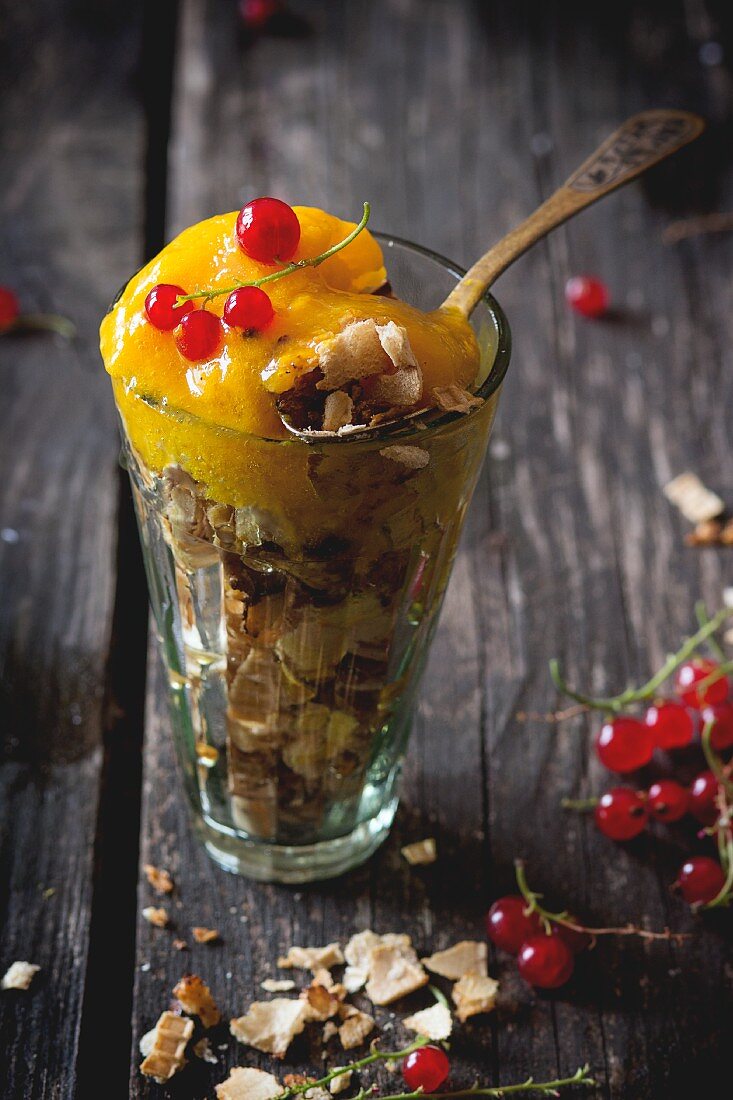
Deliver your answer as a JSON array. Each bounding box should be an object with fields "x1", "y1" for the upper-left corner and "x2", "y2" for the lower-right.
[{"x1": 1, "y1": 2, "x2": 731, "y2": 1096}]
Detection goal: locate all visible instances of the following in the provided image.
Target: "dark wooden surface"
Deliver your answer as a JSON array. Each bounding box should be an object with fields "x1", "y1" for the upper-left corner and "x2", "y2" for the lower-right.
[{"x1": 1, "y1": 1, "x2": 732, "y2": 1097}]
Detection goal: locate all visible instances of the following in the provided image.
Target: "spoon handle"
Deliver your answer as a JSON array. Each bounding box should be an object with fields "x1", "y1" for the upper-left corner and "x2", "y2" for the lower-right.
[{"x1": 442, "y1": 109, "x2": 705, "y2": 317}]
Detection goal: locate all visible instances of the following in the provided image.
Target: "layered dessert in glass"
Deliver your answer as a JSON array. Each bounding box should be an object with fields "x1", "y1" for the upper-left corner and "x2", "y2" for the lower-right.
[{"x1": 100, "y1": 200, "x2": 509, "y2": 881}]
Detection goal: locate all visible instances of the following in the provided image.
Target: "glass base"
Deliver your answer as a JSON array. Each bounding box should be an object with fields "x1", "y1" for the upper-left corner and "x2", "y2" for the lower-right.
[{"x1": 194, "y1": 798, "x2": 398, "y2": 883}]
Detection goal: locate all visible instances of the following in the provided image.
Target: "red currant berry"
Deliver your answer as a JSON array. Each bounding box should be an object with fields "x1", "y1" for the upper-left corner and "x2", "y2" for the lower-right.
[
  {"x1": 677, "y1": 856, "x2": 726, "y2": 905},
  {"x1": 175, "y1": 310, "x2": 223, "y2": 361},
  {"x1": 688, "y1": 770, "x2": 720, "y2": 825},
  {"x1": 235, "y1": 197, "x2": 301, "y2": 264},
  {"x1": 402, "y1": 1045, "x2": 450, "y2": 1093},
  {"x1": 144, "y1": 283, "x2": 195, "y2": 331},
  {"x1": 647, "y1": 779, "x2": 689, "y2": 822},
  {"x1": 552, "y1": 920, "x2": 592, "y2": 954},
  {"x1": 565, "y1": 275, "x2": 609, "y2": 319},
  {"x1": 596, "y1": 716, "x2": 654, "y2": 773},
  {"x1": 223, "y1": 285, "x2": 275, "y2": 332},
  {"x1": 0, "y1": 286, "x2": 21, "y2": 332},
  {"x1": 594, "y1": 787, "x2": 649, "y2": 840},
  {"x1": 238, "y1": 0, "x2": 279, "y2": 29},
  {"x1": 644, "y1": 700, "x2": 695, "y2": 750},
  {"x1": 701, "y1": 700, "x2": 733, "y2": 751},
  {"x1": 674, "y1": 658, "x2": 730, "y2": 709},
  {"x1": 486, "y1": 895, "x2": 543, "y2": 954},
  {"x1": 517, "y1": 934, "x2": 574, "y2": 989}
]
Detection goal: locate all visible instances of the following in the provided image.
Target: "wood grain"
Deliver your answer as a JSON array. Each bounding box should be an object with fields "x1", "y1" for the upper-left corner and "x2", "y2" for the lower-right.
[
  {"x1": 0, "y1": 1, "x2": 144, "y2": 1096},
  {"x1": 127, "y1": 2, "x2": 733, "y2": 1098}
]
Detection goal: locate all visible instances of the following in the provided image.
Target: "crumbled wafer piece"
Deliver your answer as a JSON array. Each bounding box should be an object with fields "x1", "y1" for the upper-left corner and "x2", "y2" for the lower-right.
[
  {"x1": 403, "y1": 1001, "x2": 453, "y2": 1041},
  {"x1": 344, "y1": 930, "x2": 382, "y2": 969},
  {"x1": 663, "y1": 472, "x2": 725, "y2": 524},
  {"x1": 139, "y1": 1028, "x2": 155, "y2": 1057},
  {"x1": 173, "y1": 974, "x2": 221, "y2": 1028},
  {"x1": 322, "y1": 1020, "x2": 338, "y2": 1042},
  {"x1": 216, "y1": 1067, "x2": 282, "y2": 1100},
  {"x1": 315, "y1": 320, "x2": 419, "y2": 394},
  {"x1": 193, "y1": 1037, "x2": 218, "y2": 1064},
  {"x1": 401, "y1": 838, "x2": 437, "y2": 866},
  {"x1": 432, "y1": 384, "x2": 483, "y2": 414},
  {"x1": 144, "y1": 864, "x2": 174, "y2": 894},
  {"x1": 323, "y1": 391, "x2": 354, "y2": 432},
  {"x1": 338, "y1": 1005, "x2": 375, "y2": 1050},
  {"x1": 230, "y1": 998, "x2": 308, "y2": 1058},
  {"x1": 342, "y1": 966, "x2": 368, "y2": 993},
  {"x1": 142, "y1": 906, "x2": 169, "y2": 928},
  {"x1": 261, "y1": 978, "x2": 296, "y2": 993},
  {"x1": 192, "y1": 926, "x2": 220, "y2": 944},
  {"x1": 173, "y1": 939, "x2": 188, "y2": 951},
  {"x1": 686, "y1": 516, "x2": 733, "y2": 546},
  {"x1": 379, "y1": 445, "x2": 429, "y2": 470},
  {"x1": 140, "y1": 1010, "x2": 193, "y2": 1083},
  {"x1": 1, "y1": 962, "x2": 40, "y2": 990},
  {"x1": 365, "y1": 942, "x2": 428, "y2": 1005},
  {"x1": 368, "y1": 365, "x2": 422, "y2": 407},
  {"x1": 277, "y1": 943, "x2": 344, "y2": 971},
  {"x1": 301, "y1": 973, "x2": 345, "y2": 1021},
  {"x1": 421, "y1": 940, "x2": 488, "y2": 980},
  {"x1": 451, "y1": 973, "x2": 499, "y2": 1021},
  {"x1": 329, "y1": 1070, "x2": 353, "y2": 1094}
]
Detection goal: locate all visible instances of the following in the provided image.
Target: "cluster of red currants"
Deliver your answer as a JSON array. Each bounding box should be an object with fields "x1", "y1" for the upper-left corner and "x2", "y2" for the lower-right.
[
  {"x1": 486, "y1": 895, "x2": 587, "y2": 991},
  {"x1": 143, "y1": 197, "x2": 300, "y2": 360},
  {"x1": 587, "y1": 657, "x2": 731, "y2": 907}
]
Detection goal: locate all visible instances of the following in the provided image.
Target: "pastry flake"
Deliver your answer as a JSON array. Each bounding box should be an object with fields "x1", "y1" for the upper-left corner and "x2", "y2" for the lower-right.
[
  {"x1": 139, "y1": 1010, "x2": 193, "y2": 1083},
  {"x1": 1, "y1": 961, "x2": 40, "y2": 990},
  {"x1": 401, "y1": 838, "x2": 437, "y2": 866},
  {"x1": 402, "y1": 1001, "x2": 453, "y2": 1041},
  {"x1": 230, "y1": 997, "x2": 308, "y2": 1057},
  {"x1": 421, "y1": 940, "x2": 488, "y2": 980},
  {"x1": 216, "y1": 1067, "x2": 283, "y2": 1100},
  {"x1": 451, "y1": 973, "x2": 499, "y2": 1022},
  {"x1": 173, "y1": 973, "x2": 221, "y2": 1028}
]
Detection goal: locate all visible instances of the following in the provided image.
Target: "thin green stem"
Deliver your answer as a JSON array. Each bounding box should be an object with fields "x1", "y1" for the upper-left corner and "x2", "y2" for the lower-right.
[
  {"x1": 429, "y1": 984, "x2": 451, "y2": 1011},
  {"x1": 704, "y1": 830, "x2": 733, "y2": 909},
  {"x1": 561, "y1": 797, "x2": 599, "y2": 812},
  {"x1": 695, "y1": 658, "x2": 733, "y2": 698},
  {"x1": 701, "y1": 720, "x2": 733, "y2": 797},
  {"x1": 550, "y1": 607, "x2": 732, "y2": 712},
  {"x1": 276, "y1": 1037, "x2": 429, "y2": 1098},
  {"x1": 695, "y1": 601, "x2": 727, "y2": 662},
  {"x1": 377, "y1": 1064, "x2": 597, "y2": 1099},
  {"x1": 178, "y1": 202, "x2": 371, "y2": 306},
  {"x1": 12, "y1": 313, "x2": 77, "y2": 339}
]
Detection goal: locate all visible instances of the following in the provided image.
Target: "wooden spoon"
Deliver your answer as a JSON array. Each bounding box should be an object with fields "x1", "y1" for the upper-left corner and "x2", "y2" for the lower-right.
[
  {"x1": 442, "y1": 108, "x2": 704, "y2": 317},
  {"x1": 281, "y1": 109, "x2": 704, "y2": 440}
]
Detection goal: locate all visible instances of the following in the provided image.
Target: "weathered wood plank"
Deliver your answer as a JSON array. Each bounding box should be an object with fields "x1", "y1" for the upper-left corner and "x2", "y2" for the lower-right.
[
  {"x1": 131, "y1": 1, "x2": 732, "y2": 1096},
  {"x1": 0, "y1": 2, "x2": 144, "y2": 1096}
]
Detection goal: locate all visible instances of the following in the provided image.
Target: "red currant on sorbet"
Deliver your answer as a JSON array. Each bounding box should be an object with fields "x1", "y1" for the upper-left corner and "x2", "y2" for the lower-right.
[
  {"x1": 647, "y1": 779, "x2": 689, "y2": 822},
  {"x1": 594, "y1": 787, "x2": 648, "y2": 840},
  {"x1": 596, "y1": 716, "x2": 654, "y2": 773},
  {"x1": 236, "y1": 197, "x2": 301, "y2": 264},
  {"x1": 565, "y1": 275, "x2": 609, "y2": 318},
  {"x1": 677, "y1": 856, "x2": 726, "y2": 905},
  {"x1": 517, "y1": 934, "x2": 574, "y2": 989},
  {"x1": 175, "y1": 310, "x2": 223, "y2": 361},
  {"x1": 644, "y1": 700, "x2": 695, "y2": 750},
  {"x1": 144, "y1": 283, "x2": 195, "y2": 330},
  {"x1": 701, "y1": 700, "x2": 733, "y2": 751},
  {"x1": 688, "y1": 770, "x2": 719, "y2": 825},
  {"x1": 402, "y1": 1045, "x2": 450, "y2": 1093},
  {"x1": 223, "y1": 285, "x2": 275, "y2": 332},
  {"x1": 486, "y1": 895, "x2": 543, "y2": 954},
  {"x1": 0, "y1": 286, "x2": 21, "y2": 331},
  {"x1": 674, "y1": 658, "x2": 729, "y2": 709}
]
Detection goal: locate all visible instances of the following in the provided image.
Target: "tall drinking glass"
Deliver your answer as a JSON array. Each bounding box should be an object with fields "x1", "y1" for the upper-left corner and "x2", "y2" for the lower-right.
[{"x1": 118, "y1": 236, "x2": 511, "y2": 882}]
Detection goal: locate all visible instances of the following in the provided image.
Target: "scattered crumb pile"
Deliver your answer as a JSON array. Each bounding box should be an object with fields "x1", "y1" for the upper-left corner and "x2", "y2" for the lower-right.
[{"x1": 138, "y1": 928, "x2": 498, "y2": 1089}]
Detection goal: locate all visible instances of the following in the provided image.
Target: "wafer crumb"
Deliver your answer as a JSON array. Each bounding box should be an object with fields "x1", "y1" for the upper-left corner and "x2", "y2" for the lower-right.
[
  {"x1": 663, "y1": 472, "x2": 725, "y2": 524},
  {"x1": 142, "y1": 906, "x2": 169, "y2": 928},
  {"x1": 193, "y1": 1037, "x2": 218, "y2": 1064},
  {"x1": 216, "y1": 1067, "x2": 282, "y2": 1100},
  {"x1": 421, "y1": 940, "x2": 488, "y2": 979},
  {"x1": 2, "y1": 962, "x2": 40, "y2": 990},
  {"x1": 144, "y1": 864, "x2": 174, "y2": 894},
  {"x1": 451, "y1": 972, "x2": 499, "y2": 1021},
  {"x1": 401, "y1": 838, "x2": 437, "y2": 865},
  {"x1": 230, "y1": 998, "x2": 309, "y2": 1057},
  {"x1": 379, "y1": 445, "x2": 430, "y2": 470},
  {"x1": 365, "y1": 941, "x2": 428, "y2": 1005},
  {"x1": 140, "y1": 1010, "x2": 193, "y2": 1083},
  {"x1": 192, "y1": 926, "x2": 220, "y2": 944},
  {"x1": 277, "y1": 943, "x2": 345, "y2": 972},
  {"x1": 329, "y1": 1070, "x2": 353, "y2": 1094},
  {"x1": 173, "y1": 973, "x2": 221, "y2": 1028},
  {"x1": 261, "y1": 978, "x2": 296, "y2": 993},
  {"x1": 403, "y1": 1001, "x2": 453, "y2": 1040},
  {"x1": 338, "y1": 1004, "x2": 375, "y2": 1049},
  {"x1": 431, "y1": 384, "x2": 483, "y2": 414}
]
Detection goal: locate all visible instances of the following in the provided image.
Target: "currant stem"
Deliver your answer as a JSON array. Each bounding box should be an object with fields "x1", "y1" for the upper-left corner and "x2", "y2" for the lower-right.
[
  {"x1": 377, "y1": 1065, "x2": 596, "y2": 1099},
  {"x1": 12, "y1": 312, "x2": 77, "y2": 339},
  {"x1": 561, "y1": 797, "x2": 599, "y2": 812},
  {"x1": 695, "y1": 601, "x2": 727, "y2": 662},
  {"x1": 276, "y1": 1037, "x2": 430, "y2": 1098},
  {"x1": 550, "y1": 607, "x2": 732, "y2": 712},
  {"x1": 514, "y1": 860, "x2": 688, "y2": 942},
  {"x1": 178, "y1": 202, "x2": 371, "y2": 306}
]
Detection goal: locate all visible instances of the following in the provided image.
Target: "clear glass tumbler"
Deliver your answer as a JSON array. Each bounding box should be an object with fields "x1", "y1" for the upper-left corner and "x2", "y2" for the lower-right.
[{"x1": 120, "y1": 236, "x2": 511, "y2": 882}]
